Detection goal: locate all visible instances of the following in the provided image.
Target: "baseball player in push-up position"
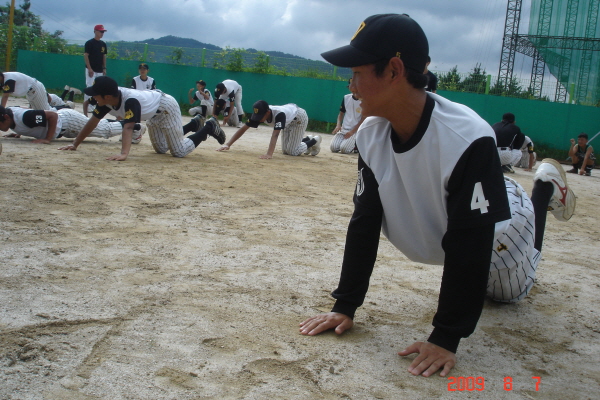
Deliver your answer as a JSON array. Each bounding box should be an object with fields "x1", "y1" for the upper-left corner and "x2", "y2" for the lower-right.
[
  {"x1": 300, "y1": 13, "x2": 576, "y2": 378},
  {"x1": 216, "y1": 100, "x2": 321, "y2": 159},
  {"x1": 1, "y1": 71, "x2": 52, "y2": 110},
  {"x1": 58, "y1": 76, "x2": 225, "y2": 161},
  {"x1": 0, "y1": 105, "x2": 139, "y2": 144}
]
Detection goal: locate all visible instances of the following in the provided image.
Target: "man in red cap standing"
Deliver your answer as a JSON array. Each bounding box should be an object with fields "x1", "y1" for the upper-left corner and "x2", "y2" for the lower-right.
[{"x1": 83, "y1": 24, "x2": 108, "y2": 116}]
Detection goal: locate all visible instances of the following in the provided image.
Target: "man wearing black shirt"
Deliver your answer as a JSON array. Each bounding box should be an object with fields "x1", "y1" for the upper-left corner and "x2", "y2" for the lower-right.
[{"x1": 83, "y1": 24, "x2": 108, "y2": 116}]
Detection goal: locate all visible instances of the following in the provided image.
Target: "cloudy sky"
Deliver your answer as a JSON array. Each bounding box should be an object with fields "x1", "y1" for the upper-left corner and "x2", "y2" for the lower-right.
[{"x1": 30, "y1": 0, "x2": 535, "y2": 77}]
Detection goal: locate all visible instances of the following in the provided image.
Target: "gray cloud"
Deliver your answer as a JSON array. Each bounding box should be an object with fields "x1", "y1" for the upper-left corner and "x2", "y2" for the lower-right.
[{"x1": 31, "y1": 0, "x2": 529, "y2": 76}]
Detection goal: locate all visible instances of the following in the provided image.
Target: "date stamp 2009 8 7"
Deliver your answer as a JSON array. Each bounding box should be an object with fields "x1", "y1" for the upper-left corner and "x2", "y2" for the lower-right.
[{"x1": 447, "y1": 376, "x2": 542, "y2": 392}]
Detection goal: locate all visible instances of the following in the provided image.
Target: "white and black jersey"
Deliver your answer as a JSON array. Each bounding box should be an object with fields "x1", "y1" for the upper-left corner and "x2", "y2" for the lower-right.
[
  {"x1": 2, "y1": 72, "x2": 36, "y2": 96},
  {"x1": 331, "y1": 93, "x2": 513, "y2": 353},
  {"x1": 246, "y1": 104, "x2": 298, "y2": 131},
  {"x1": 92, "y1": 87, "x2": 161, "y2": 123},
  {"x1": 340, "y1": 94, "x2": 362, "y2": 133},
  {"x1": 8, "y1": 107, "x2": 62, "y2": 139},
  {"x1": 193, "y1": 89, "x2": 214, "y2": 107},
  {"x1": 131, "y1": 75, "x2": 156, "y2": 90}
]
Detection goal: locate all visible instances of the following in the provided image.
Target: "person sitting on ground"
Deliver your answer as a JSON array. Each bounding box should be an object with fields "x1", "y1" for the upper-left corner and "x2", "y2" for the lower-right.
[
  {"x1": 514, "y1": 135, "x2": 537, "y2": 172},
  {"x1": 48, "y1": 85, "x2": 82, "y2": 110},
  {"x1": 330, "y1": 78, "x2": 364, "y2": 154},
  {"x1": 130, "y1": 63, "x2": 156, "y2": 90},
  {"x1": 568, "y1": 132, "x2": 595, "y2": 176}
]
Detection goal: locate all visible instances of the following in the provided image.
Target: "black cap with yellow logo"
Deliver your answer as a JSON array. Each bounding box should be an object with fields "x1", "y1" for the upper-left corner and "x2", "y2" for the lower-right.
[
  {"x1": 84, "y1": 76, "x2": 119, "y2": 97},
  {"x1": 250, "y1": 100, "x2": 269, "y2": 122},
  {"x1": 321, "y1": 14, "x2": 429, "y2": 73}
]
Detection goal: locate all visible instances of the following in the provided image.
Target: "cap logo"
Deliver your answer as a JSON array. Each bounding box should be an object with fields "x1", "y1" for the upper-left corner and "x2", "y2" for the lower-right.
[
  {"x1": 351, "y1": 22, "x2": 366, "y2": 41},
  {"x1": 396, "y1": 52, "x2": 401, "y2": 58},
  {"x1": 253, "y1": 107, "x2": 259, "y2": 113}
]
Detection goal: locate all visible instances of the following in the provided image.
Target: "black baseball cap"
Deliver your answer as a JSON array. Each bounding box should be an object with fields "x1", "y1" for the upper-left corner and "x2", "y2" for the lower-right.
[
  {"x1": 214, "y1": 82, "x2": 226, "y2": 98},
  {"x1": 138, "y1": 63, "x2": 149, "y2": 70},
  {"x1": 321, "y1": 14, "x2": 429, "y2": 72},
  {"x1": 84, "y1": 76, "x2": 119, "y2": 97},
  {"x1": 250, "y1": 100, "x2": 269, "y2": 122}
]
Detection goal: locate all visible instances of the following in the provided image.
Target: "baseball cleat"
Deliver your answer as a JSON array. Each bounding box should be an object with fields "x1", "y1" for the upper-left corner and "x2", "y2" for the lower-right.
[
  {"x1": 192, "y1": 114, "x2": 205, "y2": 130},
  {"x1": 65, "y1": 101, "x2": 75, "y2": 108},
  {"x1": 206, "y1": 119, "x2": 226, "y2": 145},
  {"x1": 534, "y1": 158, "x2": 576, "y2": 221},
  {"x1": 70, "y1": 87, "x2": 82, "y2": 95},
  {"x1": 304, "y1": 135, "x2": 313, "y2": 155},
  {"x1": 131, "y1": 124, "x2": 146, "y2": 144},
  {"x1": 310, "y1": 135, "x2": 322, "y2": 156},
  {"x1": 64, "y1": 85, "x2": 70, "y2": 91}
]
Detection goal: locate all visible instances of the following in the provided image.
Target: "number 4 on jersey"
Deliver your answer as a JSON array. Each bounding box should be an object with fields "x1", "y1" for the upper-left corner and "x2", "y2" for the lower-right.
[{"x1": 471, "y1": 182, "x2": 489, "y2": 214}]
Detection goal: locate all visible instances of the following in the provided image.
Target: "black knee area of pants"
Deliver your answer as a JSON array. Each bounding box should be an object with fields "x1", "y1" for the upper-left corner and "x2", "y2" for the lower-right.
[{"x1": 531, "y1": 180, "x2": 554, "y2": 251}]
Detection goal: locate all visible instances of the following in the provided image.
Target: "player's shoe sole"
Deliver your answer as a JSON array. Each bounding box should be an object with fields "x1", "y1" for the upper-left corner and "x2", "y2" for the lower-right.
[
  {"x1": 534, "y1": 158, "x2": 576, "y2": 221},
  {"x1": 206, "y1": 119, "x2": 226, "y2": 145},
  {"x1": 70, "y1": 87, "x2": 82, "y2": 95},
  {"x1": 131, "y1": 124, "x2": 146, "y2": 144},
  {"x1": 310, "y1": 135, "x2": 322, "y2": 156}
]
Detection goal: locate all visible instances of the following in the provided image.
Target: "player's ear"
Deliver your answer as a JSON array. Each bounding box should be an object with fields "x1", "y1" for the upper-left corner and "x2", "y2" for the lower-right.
[{"x1": 389, "y1": 57, "x2": 404, "y2": 81}]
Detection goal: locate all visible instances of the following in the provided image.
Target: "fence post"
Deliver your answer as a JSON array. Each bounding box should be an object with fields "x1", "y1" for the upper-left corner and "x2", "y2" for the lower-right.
[
  {"x1": 267, "y1": 55, "x2": 270, "y2": 71},
  {"x1": 142, "y1": 43, "x2": 148, "y2": 62},
  {"x1": 569, "y1": 83, "x2": 575, "y2": 104},
  {"x1": 333, "y1": 66, "x2": 338, "y2": 79},
  {"x1": 485, "y1": 75, "x2": 491, "y2": 94},
  {"x1": 201, "y1": 48, "x2": 206, "y2": 67}
]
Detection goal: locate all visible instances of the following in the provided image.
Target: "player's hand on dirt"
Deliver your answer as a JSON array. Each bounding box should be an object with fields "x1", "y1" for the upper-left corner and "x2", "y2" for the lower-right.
[
  {"x1": 398, "y1": 341, "x2": 456, "y2": 377},
  {"x1": 216, "y1": 144, "x2": 230, "y2": 152},
  {"x1": 3, "y1": 133, "x2": 20, "y2": 138},
  {"x1": 32, "y1": 139, "x2": 51, "y2": 144},
  {"x1": 106, "y1": 154, "x2": 128, "y2": 161},
  {"x1": 259, "y1": 154, "x2": 273, "y2": 159},
  {"x1": 58, "y1": 144, "x2": 77, "y2": 151},
  {"x1": 524, "y1": 168, "x2": 532, "y2": 172},
  {"x1": 299, "y1": 312, "x2": 354, "y2": 336}
]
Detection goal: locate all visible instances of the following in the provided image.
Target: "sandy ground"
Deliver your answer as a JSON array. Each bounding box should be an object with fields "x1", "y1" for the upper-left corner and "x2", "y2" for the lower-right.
[{"x1": 1, "y1": 97, "x2": 599, "y2": 400}]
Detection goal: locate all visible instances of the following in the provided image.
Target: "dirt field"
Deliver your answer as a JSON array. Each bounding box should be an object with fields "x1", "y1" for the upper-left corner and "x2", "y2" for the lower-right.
[{"x1": 1, "y1": 98, "x2": 599, "y2": 400}]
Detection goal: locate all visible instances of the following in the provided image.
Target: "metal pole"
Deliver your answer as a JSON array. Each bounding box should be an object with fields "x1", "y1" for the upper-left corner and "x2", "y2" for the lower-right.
[{"x1": 5, "y1": 0, "x2": 16, "y2": 71}]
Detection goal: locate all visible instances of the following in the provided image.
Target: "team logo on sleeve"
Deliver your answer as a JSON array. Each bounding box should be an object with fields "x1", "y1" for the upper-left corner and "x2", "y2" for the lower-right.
[
  {"x1": 2, "y1": 84, "x2": 9, "y2": 91},
  {"x1": 124, "y1": 110, "x2": 134, "y2": 120},
  {"x1": 275, "y1": 122, "x2": 282, "y2": 129},
  {"x1": 356, "y1": 168, "x2": 365, "y2": 196}
]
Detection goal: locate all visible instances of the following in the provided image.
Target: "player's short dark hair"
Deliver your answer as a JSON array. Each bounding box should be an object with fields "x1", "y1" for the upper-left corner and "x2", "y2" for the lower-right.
[
  {"x1": 578, "y1": 132, "x2": 588, "y2": 139},
  {"x1": 373, "y1": 58, "x2": 428, "y2": 89},
  {"x1": 502, "y1": 113, "x2": 515, "y2": 123},
  {"x1": 0, "y1": 105, "x2": 13, "y2": 122}
]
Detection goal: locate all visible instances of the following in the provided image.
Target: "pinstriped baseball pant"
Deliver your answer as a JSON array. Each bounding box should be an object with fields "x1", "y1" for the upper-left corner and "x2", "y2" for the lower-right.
[
  {"x1": 147, "y1": 94, "x2": 196, "y2": 157},
  {"x1": 330, "y1": 131, "x2": 357, "y2": 154},
  {"x1": 280, "y1": 108, "x2": 309, "y2": 156},
  {"x1": 57, "y1": 109, "x2": 123, "y2": 139},
  {"x1": 26, "y1": 80, "x2": 51, "y2": 110},
  {"x1": 487, "y1": 178, "x2": 539, "y2": 302}
]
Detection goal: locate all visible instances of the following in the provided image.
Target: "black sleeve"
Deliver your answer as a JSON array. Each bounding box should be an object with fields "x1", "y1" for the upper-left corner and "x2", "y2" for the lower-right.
[
  {"x1": 131, "y1": 79, "x2": 136, "y2": 89},
  {"x1": 21, "y1": 110, "x2": 47, "y2": 128},
  {"x1": 91, "y1": 105, "x2": 111, "y2": 120},
  {"x1": 2, "y1": 79, "x2": 16, "y2": 93},
  {"x1": 331, "y1": 155, "x2": 383, "y2": 319},
  {"x1": 122, "y1": 98, "x2": 142, "y2": 124},
  {"x1": 273, "y1": 113, "x2": 286, "y2": 131},
  {"x1": 339, "y1": 97, "x2": 346, "y2": 113},
  {"x1": 192, "y1": 93, "x2": 199, "y2": 101},
  {"x1": 151, "y1": 80, "x2": 156, "y2": 90},
  {"x1": 428, "y1": 137, "x2": 510, "y2": 353},
  {"x1": 227, "y1": 91, "x2": 235, "y2": 102},
  {"x1": 245, "y1": 120, "x2": 260, "y2": 128}
]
